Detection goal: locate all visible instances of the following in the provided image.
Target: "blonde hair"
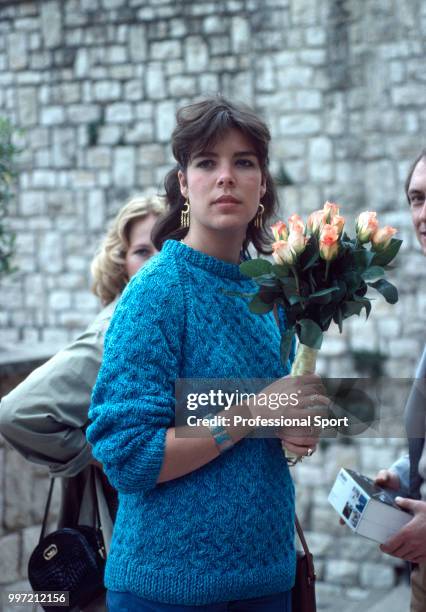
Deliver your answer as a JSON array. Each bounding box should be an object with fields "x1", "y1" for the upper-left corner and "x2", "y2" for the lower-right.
[{"x1": 91, "y1": 195, "x2": 166, "y2": 305}]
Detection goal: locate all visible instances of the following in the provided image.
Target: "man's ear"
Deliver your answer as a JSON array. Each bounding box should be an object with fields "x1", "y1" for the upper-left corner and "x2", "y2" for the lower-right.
[{"x1": 178, "y1": 170, "x2": 188, "y2": 199}]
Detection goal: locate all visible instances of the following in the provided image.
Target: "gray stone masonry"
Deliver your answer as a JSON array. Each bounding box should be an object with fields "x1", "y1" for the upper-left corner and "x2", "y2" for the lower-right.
[{"x1": 0, "y1": 0, "x2": 424, "y2": 606}]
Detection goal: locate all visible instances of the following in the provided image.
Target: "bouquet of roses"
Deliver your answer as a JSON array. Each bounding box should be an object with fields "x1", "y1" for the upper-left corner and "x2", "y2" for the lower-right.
[{"x1": 240, "y1": 202, "x2": 401, "y2": 373}]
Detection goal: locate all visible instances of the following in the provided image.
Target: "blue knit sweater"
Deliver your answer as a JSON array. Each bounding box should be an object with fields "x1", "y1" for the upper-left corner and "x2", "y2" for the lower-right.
[{"x1": 87, "y1": 240, "x2": 296, "y2": 605}]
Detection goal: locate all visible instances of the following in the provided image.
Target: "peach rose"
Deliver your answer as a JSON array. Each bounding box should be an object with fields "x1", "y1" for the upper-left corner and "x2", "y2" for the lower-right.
[
  {"x1": 371, "y1": 226, "x2": 397, "y2": 251},
  {"x1": 271, "y1": 221, "x2": 288, "y2": 242},
  {"x1": 331, "y1": 214, "x2": 345, "y2": 237},
  {"x1": 272, "y1": 240, "x2": 296, "y2": 265},
  {"x1": 288, "y1": 229, "x2": 307, "y2": 256},
  {"x1": 319, "y1": 224, "x2": 339, "y2": 261},
  {"x1": 288, "y1": 214, "x2": 305, "y2": 234},
  {"x1": 356, "y1": 211, "x2": 379, "y2": 243},
  {"x1": 307, "y1": 210, "x2": 326, "y2": 235},
  {"x1": 323, "y1": 201, "x2": 340, "y2": 221}
]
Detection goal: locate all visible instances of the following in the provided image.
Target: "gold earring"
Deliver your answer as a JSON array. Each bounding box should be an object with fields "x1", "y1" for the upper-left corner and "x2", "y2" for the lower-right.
[
  {"x1": 254, "y1": 203, "x2": 264, "y2": 228},
  {"x1": 181, "y1": 199, "x2": 190, "y2": 228}
]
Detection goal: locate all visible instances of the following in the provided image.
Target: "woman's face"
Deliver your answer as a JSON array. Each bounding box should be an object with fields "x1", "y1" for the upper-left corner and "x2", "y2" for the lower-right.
[
  {"x1": 177, "y1": 129, "x2": 266, "y2": 240},
  {"x1": 124, "y1": 213, "x2": 158, "y2": 278}
]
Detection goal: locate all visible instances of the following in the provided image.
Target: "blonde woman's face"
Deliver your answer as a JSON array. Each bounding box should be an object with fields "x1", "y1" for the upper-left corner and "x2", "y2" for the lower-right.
[{"x1": 125, "y1": 213, "x2": 158, "y2": 278}]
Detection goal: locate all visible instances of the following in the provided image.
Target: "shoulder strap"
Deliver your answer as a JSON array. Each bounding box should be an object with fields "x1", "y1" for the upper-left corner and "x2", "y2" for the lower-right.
[
  {"x1": 39, "y1": 478, "x2": 55, "y2": 543},
  {"x1": 295, "y1": 514, "x2": 316, "y2": 581}
]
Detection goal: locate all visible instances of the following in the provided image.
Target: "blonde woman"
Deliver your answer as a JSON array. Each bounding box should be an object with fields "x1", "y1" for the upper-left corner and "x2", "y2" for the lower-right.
[{"x1": 0, "y1": 194, "x2": 166, "y2": 611}]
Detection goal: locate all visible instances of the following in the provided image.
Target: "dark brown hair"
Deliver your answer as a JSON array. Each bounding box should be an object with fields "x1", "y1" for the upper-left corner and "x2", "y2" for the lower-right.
[
  {"x1": 405, "y1": 149, "x2": 426, "y2": 205},
  {"x1": 152, "y1": 96, "x2": 278, "y2": 255}
]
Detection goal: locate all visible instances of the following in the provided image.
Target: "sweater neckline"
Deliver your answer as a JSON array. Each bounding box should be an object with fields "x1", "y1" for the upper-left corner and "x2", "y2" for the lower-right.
[{"x1": 163, "y1": 239, "x2": 248, "y2": 281}]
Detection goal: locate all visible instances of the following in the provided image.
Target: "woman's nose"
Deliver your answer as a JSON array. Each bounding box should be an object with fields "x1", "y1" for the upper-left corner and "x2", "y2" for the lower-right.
[{"x1": 217, "y1": 167, "x2": 235, "y2": 187}]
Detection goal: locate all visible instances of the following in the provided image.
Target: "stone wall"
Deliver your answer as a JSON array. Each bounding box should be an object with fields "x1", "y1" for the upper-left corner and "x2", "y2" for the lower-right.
[{"x1": 0, "y1": 0, "x2": 424, "y2": 609}]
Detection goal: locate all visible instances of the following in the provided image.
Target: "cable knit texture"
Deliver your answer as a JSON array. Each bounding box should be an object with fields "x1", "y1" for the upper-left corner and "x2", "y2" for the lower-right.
[{"x1": 87, "y1": 239, "x2": 296, "y2": 605}]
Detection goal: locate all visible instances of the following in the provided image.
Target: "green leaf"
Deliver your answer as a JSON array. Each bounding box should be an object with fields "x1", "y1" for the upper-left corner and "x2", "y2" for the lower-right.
[
  {"x1": 280, "y1": 328, "x2": 295, "y2": 366},
  {"x1": 288, "y1": 294, "x2": 303, "y2": 305},
  {"x1": 248, "y1": 293, "x2": 274, "y2": 314},
  {"x1": 368, "y1": 279, "x2": 398, "y2": 304},
  {"x1": 297, "y1": 319, "x2": 323, "y2": 349},
  {"x1": 361, "y1": 266, "x2": 385, "y2": 281},
  {"x1": 253, "y1": 273, "x2": 278, "y2": 287},
  {"x1": 342, "y1": 301, "x2": 364, "y2": 317},
  {"x1": 353, "y1": 249, "x2": 375, "y2": 270},
  {"x1": 240, "y1": 258, "x2": 272, "y2": 278},
  {"x1": 353, "y1": 295, "x2": 372, "y2": 318},
  {"x1": 371, "y1": 239, "x2": 403, "y2": 266},
  {"x1": 309, "y1": 287, "x2": 340, "y2": 298},
  {"x1": 271, "y1": 264, "x2": 290, "y2": 277}
]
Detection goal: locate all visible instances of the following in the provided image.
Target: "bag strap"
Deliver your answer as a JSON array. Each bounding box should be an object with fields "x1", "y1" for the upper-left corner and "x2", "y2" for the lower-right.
[
  {"x1": 295, "y1": 514, "x2": 316, "y2": 582},
  {"x1": 39, "y1": 466, "x2": 102, "y2": 544},
  {"x1": 39, "y1": 478, "x2": 55, "y2": 543}
]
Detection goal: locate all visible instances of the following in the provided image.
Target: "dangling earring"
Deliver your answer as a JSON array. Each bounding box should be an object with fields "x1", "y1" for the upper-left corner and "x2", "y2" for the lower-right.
[
  {"x1": 254, "y1": 203, "x2": 264, "y2": 228},
  {"x1": 181, "y1": 199, "x2": 190, "y2": 228}
]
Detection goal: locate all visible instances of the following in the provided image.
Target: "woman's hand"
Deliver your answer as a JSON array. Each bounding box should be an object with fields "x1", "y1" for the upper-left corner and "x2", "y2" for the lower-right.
[{"x1": 248, "y1": 374, "x2": 330, "y2": 455}]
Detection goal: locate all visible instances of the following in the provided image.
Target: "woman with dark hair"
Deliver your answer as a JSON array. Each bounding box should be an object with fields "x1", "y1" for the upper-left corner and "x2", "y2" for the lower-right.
[{"x1": 87, "y1": 96, "x2": 327, "y2": 612}]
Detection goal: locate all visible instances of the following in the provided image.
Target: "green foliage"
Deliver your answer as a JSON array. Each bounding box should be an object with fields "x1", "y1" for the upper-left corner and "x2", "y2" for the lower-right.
[{"x1": 0, "y1": 118, "x2": 18, "y2": 280}]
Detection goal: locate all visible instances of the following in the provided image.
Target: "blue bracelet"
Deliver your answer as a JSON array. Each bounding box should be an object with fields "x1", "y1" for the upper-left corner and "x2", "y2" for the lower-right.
[{"x1": 204, "y1": 413, "x2": 234, "y2": 454}]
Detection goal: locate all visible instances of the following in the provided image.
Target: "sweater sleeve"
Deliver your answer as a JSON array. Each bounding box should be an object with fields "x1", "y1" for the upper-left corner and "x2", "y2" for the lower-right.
[{"x1": 87, "y1": 264, "x2": 183, "y2": 494}]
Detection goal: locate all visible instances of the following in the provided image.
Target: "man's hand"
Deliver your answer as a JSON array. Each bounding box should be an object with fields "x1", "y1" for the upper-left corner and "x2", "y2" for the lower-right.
[
  {"x1": 374, "y1": 469, "x2": 401, "y2": 491},
  {"x1": 380, "y1": 497, "x2": 426, "y2": 563}
]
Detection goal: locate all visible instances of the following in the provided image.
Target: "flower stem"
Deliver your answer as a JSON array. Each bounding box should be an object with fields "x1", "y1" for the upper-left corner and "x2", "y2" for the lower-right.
[
  {"x1": 324, "y1": 260, "x2": 330, "y2": 281},
  {"x1": 291, "y1": 266, "x2": 300, "y2": 294}
]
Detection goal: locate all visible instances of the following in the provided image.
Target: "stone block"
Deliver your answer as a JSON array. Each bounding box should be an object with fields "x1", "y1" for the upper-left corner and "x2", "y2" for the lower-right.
[
  {"x1": 168, "y1": 75, "x2": 197, "y2": 98},
  {"x1": 295, "y1": 90, "x2": 322, "y2": 110},
  {"x1": 49, "y1": 290, "x2": 71, "y2": 310},
  {"x1": 279, "y1": 114, "x2": 321, "y2": 136},
  {"x1": 151, "y1": 40, "x2": 181, "y2": 61},
  {"x1": 125, "y1": 121, "x2": 154, "y2": 143},
  {"x1": 184, "y1": 36, "x2": 209, "y2": 73},
  {"x1": 255, "y1": 56, "x2": 275, "y2": 92},
  {"x1": 40, "y1": 106, "x2": 65, "y2": 126},
  {"x1": 8, "y1": 33, "x2": 27, "y2": 70},
  {"x1": 124, "y1": 79, "x2": 143, "y2": 101},
  {"x1": 38, "y1": 232, "x2": 64, "y2": 273},
  {"x1": 113, "y1": 147, "x2": 136, "y2": 186},
  {"x1": 93, "y1": 80, "x2": 121, "y2": 101},
  {"x1": 0, "y1": 533, "x2": 20, "y2": 584},
  {"x1": 129, "y1": 24, "x2": 147, "y2": 62},
  {"x1": 87, "y1": 147, "x2": 112, "y2": 169},
  {"x1": 231, "y1": 16, "x2": 251, "y2": 53},
  {"x1": 74, "y1": 48, "x2": 90, "y2": 78},
  {"x1": 86, "y1": 189, "x2": 105, "y2": 231},
  {"x1": 105, "y1": 103, "x2": 133, "y2": 123},
  {"x1": 20, "y1": 192, "x2": 45, "y2": 216},
  {"x1": 199, "y1": 73, "x2": 219, "y2": 95},
  {"x1": 277, "y1": 66, "x2": 314, "y2": 88},
  {"x1": 146, "y1": 63, "x2": 166, "y2": 100},
  {"x1": 41, "y1": 1, "x2": 62, "y2": 48},
  {"x1": 17, "y1": 87, "x2": 38, "y2": 126},
  {"x1": 155, "y1": 100, "x2": 176, "y2": 143},
  {"x1": 98, "y1": 125, "x2": 122, "y2": 145}
]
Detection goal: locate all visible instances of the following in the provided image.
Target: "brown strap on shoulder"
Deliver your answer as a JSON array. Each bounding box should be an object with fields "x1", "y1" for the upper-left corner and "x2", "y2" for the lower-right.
[{"x1": 295, "y1": 514, "x2": 316, "y2": 580}]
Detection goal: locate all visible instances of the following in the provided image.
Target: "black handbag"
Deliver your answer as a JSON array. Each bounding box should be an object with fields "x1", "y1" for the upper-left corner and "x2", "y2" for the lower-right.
[
  {"x1": 28, "y1": 469, "x2": 106, "y2": 611},
  {"x1": 292, "y1": 514, "x2": 316, "y2": 612}
]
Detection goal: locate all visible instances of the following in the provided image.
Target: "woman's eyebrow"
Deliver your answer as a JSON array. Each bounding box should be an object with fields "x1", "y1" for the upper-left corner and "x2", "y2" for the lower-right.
[{"x1": 193, "y1": 150, "x2": 257, "y2": 158}]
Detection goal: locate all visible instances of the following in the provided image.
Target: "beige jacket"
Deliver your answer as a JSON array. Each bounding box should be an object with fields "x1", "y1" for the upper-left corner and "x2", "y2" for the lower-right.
[{"x1": 0, "y1": 301, "x2": 118, "y2": 552}]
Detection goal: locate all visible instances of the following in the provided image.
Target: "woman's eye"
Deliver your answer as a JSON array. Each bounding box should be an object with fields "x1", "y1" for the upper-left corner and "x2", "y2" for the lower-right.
[
  {"x1": 135, "y1": 248, "x2": 150, "y2": 257},
  {"x1": 236, "y1": 158, "x2": 255, "y2": 168},
  {"x1": 196, "y1": 159, "x2": 214, "y2": 169}
]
